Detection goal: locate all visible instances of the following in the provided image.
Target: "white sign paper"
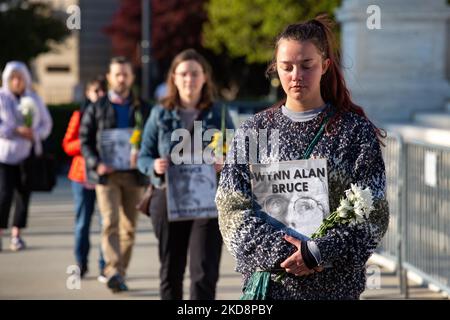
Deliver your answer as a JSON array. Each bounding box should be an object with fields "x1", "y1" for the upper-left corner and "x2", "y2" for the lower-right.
[
  {"x1": 166, "y1": 164, "x2": 218, "y2": 221},
  {"x1": 250, "y1": 159, "x2": 330, "y2": 240},
  {"x1": 424, "y1": 151, "x2": 437, "y2": 187},
  {"x1": 100, "y1": 128, "x2": 133, "y2": 170}
]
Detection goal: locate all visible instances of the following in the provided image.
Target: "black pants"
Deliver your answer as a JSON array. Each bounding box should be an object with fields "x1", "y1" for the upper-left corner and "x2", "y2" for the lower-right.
[
  {"x1": 150, "y1": 188, "x2": 222, "y2": 300},
  {"x1": 0, "y1": 162, "x2": 31, "y2": 229}
]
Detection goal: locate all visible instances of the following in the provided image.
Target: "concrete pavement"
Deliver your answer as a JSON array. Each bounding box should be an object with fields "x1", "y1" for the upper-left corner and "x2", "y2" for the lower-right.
[{"x1": 0, "y1": 177, "x2": 445, "y2": 300}]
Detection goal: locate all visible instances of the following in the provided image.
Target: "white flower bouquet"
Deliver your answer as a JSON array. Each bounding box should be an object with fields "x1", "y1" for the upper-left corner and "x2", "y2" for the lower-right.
[
  {"x1": 18, "y1": 97, "x2": 37, "y2": 128},
  {"x1": 310, "y1": 183, "x2": 374, "y2": 238},
  {"x1": 272, "y1": 183, "x2": 375, "y2": 283}
]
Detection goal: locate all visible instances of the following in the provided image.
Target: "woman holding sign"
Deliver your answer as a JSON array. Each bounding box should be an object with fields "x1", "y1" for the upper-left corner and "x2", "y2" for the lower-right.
[
  {"x1": 216, "y1": 15, "x2": 389, "y2": 299},
  {"x1": 138, "y1": 49, "x2": 235, "y2": 300}
]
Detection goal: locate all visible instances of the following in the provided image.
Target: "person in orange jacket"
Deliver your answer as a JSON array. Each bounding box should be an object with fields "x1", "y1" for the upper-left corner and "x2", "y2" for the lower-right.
[{"x1": 63, "y1": 76, "x2": 107, "y2": 281}]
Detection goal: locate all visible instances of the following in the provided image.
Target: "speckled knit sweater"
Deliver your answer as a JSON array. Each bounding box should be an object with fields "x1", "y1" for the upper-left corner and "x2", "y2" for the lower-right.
[{"x1": 215, "y1": 104, "x2": 389, "y2": 300}]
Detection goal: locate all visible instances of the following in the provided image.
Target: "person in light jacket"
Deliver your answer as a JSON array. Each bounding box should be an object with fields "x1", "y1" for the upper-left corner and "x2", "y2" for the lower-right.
[
  {"x1": 0, "y1": 61, "x2": 52, "y2": 252},
  {"x1": 138, "y1": 49, "x2": 235, "y2": 300}
]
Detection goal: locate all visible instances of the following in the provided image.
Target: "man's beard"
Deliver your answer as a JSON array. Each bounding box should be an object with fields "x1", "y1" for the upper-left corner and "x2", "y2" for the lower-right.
[{"x1": 113, "y1": 85, "x2": 129, "y2": 96}]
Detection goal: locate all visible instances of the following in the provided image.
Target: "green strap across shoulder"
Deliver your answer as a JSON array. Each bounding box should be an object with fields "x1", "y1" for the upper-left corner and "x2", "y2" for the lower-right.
[{"x1": 302, "y1": 107, "x2": 334, "y2": 160}]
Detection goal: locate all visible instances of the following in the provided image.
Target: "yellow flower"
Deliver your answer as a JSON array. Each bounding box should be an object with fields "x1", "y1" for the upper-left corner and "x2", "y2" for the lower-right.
[
  {"x1": 208, "y1": 132, "x2": 228, "y2": 156},
  {"x1": 129, "y1": 111, "x2": 144, "y2": 149},
  {"x1": 208, "y1": 132, "x2": 220, "y2": 149},
  {"x1": 130, "y1": 129, "x2": 142, "y2": 147}
]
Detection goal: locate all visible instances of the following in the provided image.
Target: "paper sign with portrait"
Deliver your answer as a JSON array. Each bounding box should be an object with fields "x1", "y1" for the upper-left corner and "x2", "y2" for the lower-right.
[
  {"x1": 250, "y1": 159, "x2": 330, "y2": 241},
  {"x1": 166, "y1": 164, "x2": 218, "y2": 221},
  {"x1": 99, "y1": 128, "x2": 133, "y2": 170}
]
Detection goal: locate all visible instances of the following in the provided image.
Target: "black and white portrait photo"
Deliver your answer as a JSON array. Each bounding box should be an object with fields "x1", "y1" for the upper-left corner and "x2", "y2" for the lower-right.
[
  {"x1": 251, "y1": 159, "x2": 330, "y2": 238},
  {"x1": 166, "y1": 164, "x2": 218, "y2": 221},
  {"x1": 99, "y1": 128, "x2": 133, "y2": 170}
]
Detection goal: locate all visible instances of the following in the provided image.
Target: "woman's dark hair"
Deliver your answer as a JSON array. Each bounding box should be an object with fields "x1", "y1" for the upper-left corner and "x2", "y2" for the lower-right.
[
  {"x1": 81, "y1": 75, "x2": 107, "y2": 113},
  {"x1": 86, "y1": 75, "x2": 107, "y2": 93},
  {"x1": 161, "y1": 49, "x2": 216, "y2": 111},
  {"x1": 266, "y1": 14, "x2": 385, "y2": 141}
]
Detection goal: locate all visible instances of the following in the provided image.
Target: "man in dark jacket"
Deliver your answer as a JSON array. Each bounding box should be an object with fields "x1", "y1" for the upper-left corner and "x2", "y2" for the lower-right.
[{"x1": 80, "y1": 56, "x2": 151, "y2": 293}]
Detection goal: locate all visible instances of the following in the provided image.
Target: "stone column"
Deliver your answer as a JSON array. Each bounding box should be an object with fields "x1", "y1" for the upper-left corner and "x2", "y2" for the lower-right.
[{"x1": 336, "y1": 0, "x2": 450, "y2": 124}]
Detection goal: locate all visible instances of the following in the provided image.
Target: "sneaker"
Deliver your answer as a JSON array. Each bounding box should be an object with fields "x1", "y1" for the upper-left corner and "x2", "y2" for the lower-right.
[
  {"x1": 10, "y1": 237, "x2": 26, "y2": 251},
  {"x1": 97, "y1": 271, "x2": 108, "y2": 284},
  {"x1": 106, "y1": 273, "x2": 128, "y2": 293}
]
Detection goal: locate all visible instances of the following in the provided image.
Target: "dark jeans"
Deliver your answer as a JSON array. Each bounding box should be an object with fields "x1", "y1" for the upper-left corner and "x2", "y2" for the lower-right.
[
  {"x1": 150, "y1": 188, "x2": 222, "y2": 300},
  {"x1": 72, "y1": 181, "x2": 105, "y2": 271},
  {"x1": 0, "y1": 162, "x2": 31, "y2": 229}
]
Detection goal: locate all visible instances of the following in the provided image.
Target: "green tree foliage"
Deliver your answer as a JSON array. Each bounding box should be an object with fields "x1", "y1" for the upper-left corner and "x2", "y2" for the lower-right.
[
  {"x1": 203, "y1": 0, "x2": 341, "y2": 64},
  {"x1": 0, "y1": 0, "x2": 69, "y2": 70}
]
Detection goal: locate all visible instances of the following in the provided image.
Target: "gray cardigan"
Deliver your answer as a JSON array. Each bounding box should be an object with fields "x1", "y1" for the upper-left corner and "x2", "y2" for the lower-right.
[{"x1": 216, "y1": 105, "x2": 389, "y2": 300}]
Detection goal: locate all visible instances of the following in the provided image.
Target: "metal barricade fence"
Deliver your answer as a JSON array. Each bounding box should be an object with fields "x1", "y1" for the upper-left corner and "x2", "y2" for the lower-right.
[
  {"x1": 380, "y1": 132, "x2": 450, "y2": 297},
  {"x1": 403, "y1": 140, "x2": 450, "y2": 296},
  {"x1": 380, "y1": 133, "x2": 403, "y2": 260}
]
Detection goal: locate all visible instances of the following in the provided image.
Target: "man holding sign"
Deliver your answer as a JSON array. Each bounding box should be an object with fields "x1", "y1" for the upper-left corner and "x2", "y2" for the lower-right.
[{"x1": 80, "y1": 57, "x2": 150, "y2": 293}]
